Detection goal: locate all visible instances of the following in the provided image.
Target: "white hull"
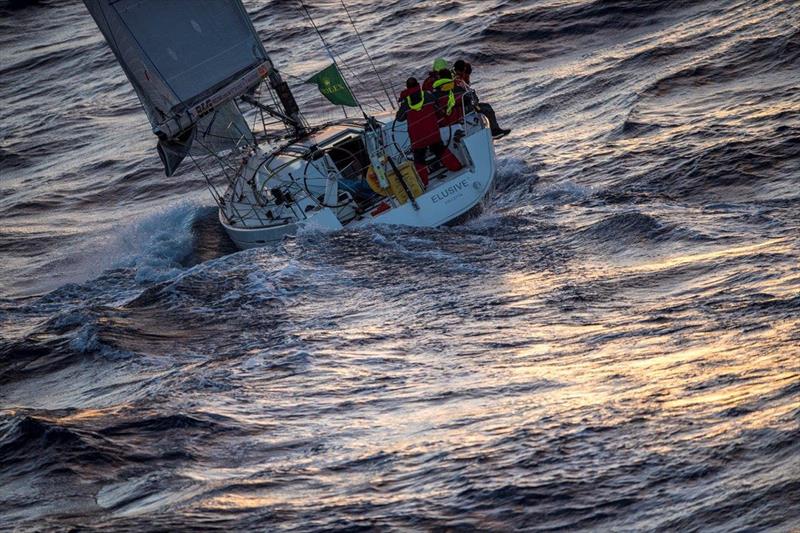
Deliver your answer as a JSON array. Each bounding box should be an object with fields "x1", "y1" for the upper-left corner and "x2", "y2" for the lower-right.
[{"x1": 219, "y1": 115, "x2": 496, "y2": 250}]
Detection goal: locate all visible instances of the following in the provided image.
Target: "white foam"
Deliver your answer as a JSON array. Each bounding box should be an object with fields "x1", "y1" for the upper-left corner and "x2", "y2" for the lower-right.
[
  {"x1": 116, "y1": 201, "x2": 204, "y2": 284},
  {"x1": 23, "y1": 200, "x2": 208, "y2": 297}
]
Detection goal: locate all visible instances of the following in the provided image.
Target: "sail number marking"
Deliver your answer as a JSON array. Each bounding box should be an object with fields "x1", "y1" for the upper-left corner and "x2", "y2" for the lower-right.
[{"x1": 194, "y1": 100, "x2": 214, "y2": 118}]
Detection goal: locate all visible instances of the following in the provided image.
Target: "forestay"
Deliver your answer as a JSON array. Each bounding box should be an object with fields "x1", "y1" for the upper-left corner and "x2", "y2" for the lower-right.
[{"x1": 84, "y1": 0, "x2": 271, "y2": 174}]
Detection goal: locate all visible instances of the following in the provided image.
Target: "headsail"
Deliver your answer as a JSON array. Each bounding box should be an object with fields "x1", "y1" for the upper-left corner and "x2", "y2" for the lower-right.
[{"x1": 84, "y1": 0, "x2": 272, "y2": 174}]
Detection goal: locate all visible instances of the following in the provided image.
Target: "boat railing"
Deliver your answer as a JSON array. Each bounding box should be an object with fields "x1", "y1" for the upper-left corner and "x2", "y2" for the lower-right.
[
  {"x1": 218, "y1": 86, "x2": 489, "y2": 229},
  {"x1": 453, "y1": 88, "x2": 486, "y2": 135}
]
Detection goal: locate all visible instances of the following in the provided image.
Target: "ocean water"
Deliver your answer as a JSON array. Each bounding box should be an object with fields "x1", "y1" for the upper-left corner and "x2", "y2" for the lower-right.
[{"x1": 1, "y1": 0, "x2": 799, "y2": 530}]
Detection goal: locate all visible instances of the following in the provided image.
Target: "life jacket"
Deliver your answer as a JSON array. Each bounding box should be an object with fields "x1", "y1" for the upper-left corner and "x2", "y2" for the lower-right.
[
  {"x1": 399, "y1": 86, "x2": 441, "y2": 149},
  {"x1": 432, "y1": 78, "x2": 464, "y2": 126}
]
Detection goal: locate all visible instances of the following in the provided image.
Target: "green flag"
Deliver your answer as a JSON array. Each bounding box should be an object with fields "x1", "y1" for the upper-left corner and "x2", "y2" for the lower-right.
[{"x1": 306, "y1": 63, "x2": 358, "y2": 107}]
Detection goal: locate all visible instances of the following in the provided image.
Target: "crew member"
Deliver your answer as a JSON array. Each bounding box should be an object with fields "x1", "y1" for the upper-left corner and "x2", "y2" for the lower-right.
[
  {"x1": 454, "y1": 59, "x2": 511, "y2": 139},
  {"x1": 432, "y1": 68, "x2": 467, "y2": 126},
  {"x1": 396, "y1": 77, "x2": 463, "y2": 186},
  {"x1": 422, "y1": 57, "x2": 449, "y2": 92},
  {"x1": 453, "y1": 59, "x2": 471, "y2": 86}
]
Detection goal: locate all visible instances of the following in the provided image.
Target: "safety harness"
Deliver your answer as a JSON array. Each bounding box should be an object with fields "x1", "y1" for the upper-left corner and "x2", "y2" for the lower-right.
[
  {"x1": 406, "y1": 92, "x2": 425, "y2": 111},
  {"x1": 432, "y1": 78, "x2": 457, "y2": 115}
]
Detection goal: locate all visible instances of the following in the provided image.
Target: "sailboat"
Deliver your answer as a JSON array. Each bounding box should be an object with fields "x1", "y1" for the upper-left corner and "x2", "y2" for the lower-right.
[{"x1": 84, "y1": 0, "x2": 498, "y2": 249}]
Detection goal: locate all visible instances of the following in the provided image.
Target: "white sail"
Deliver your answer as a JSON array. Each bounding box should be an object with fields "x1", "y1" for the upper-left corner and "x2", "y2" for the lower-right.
[{"x1": 84, "y1": 0, "x2": 271, "y2": 141}]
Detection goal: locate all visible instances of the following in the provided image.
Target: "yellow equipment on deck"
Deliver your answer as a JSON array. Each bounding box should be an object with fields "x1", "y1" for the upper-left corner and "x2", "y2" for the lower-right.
[{"x1": 366, "y1": 160, "x2": 424, "y2": 205}]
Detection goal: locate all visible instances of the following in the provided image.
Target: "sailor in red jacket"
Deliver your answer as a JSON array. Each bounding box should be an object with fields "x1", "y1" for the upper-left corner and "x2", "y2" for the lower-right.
[
  {"x1": 431, "y1": 68, "x2": 467, "y2": 127},
  {"x1": 422, "y1": 57, "x2": 449, "y2": 92},
  {"x1": 396, "y1": 77, "x2": 463, "y2": 186}
]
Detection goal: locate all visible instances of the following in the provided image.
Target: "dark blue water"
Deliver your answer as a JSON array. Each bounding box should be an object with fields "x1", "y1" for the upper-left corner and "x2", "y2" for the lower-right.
[{"x1": 1, "y1": 0, "x2": 799, "y2": 530}]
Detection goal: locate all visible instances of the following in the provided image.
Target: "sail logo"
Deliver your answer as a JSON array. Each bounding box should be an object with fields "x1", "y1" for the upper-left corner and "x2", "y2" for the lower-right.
[
  {"x1": 431, "y1": 179, "x2": 469, "y2": 204},
  {"x1": 307, "y1": 63, "x2": 358, "y2": 107},
  {"x1": 320, "y1": 78, "x2": 346, "y2": 97}
]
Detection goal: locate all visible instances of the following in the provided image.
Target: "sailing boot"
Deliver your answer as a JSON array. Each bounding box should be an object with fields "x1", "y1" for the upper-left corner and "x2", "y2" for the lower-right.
[{"x1": 491, "y1": 128, "x2": 512, "y2": 139}]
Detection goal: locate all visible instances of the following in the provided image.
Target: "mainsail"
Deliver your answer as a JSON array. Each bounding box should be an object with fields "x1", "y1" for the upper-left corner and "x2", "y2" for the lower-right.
[{"x1": 84, "y1": 0, "x2": 273, "y2": 174}]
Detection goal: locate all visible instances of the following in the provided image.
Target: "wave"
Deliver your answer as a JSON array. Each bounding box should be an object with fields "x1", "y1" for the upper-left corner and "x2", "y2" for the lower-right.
[
  {"x1": 573, "y1": 211, "x2": 716, "y2": 252},
  {"x1": 0, "y1": 412, "x2": 116, "y2": 477},
  {"x1": 642, "y1": 30, "x2": 800, "y2": 97},
  {"x1": 1, "y1": 0, "x2": 799, "y2": 530},
  {"x1": 481, "y1": 0, "x2": 706, "y2": 52}
]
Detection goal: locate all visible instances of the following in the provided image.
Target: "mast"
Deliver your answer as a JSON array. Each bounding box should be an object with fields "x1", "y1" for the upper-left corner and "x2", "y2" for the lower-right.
[
  {"x1": 235, "y1": 1, "x2": 306, "y2": 136},
  {"x1": 247, "y1": 70, "x2": 306, "y2": 136}
]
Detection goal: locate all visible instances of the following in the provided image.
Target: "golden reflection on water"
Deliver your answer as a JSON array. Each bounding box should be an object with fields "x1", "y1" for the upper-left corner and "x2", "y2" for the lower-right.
[
  {"x1": 491, "y1": 237, "x2": 800, "y2": 434},
  {"x1": 34, "y1": 238, "x2": 789, "y2": 522},
  {"x1": 91, "y1": 233, "x2": 797, "y2": 519}
]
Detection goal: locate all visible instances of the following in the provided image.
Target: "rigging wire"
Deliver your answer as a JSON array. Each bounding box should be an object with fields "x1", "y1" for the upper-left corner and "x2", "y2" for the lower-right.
[
  {"x1": 289, "y1": 60, "x2": 386, "y2": 115},
  {"x1": 334, "y1": 61, "x2": 387, "y2": 112},
  {"x1": 298, "y1": 0, "x2": 388, "y2": 114},
  {"x1": 281, "y1": 70, "x2": 386, "y2": 111},
  {"x1": 339, "y1": 0, "x2": 396, "y2": 109},
  {"x1": 281, "y1": 70, "x2": 385, "y2": 114},
  {"x1": 298, "y1": 0, "x2": 366, "y2": 116}
]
